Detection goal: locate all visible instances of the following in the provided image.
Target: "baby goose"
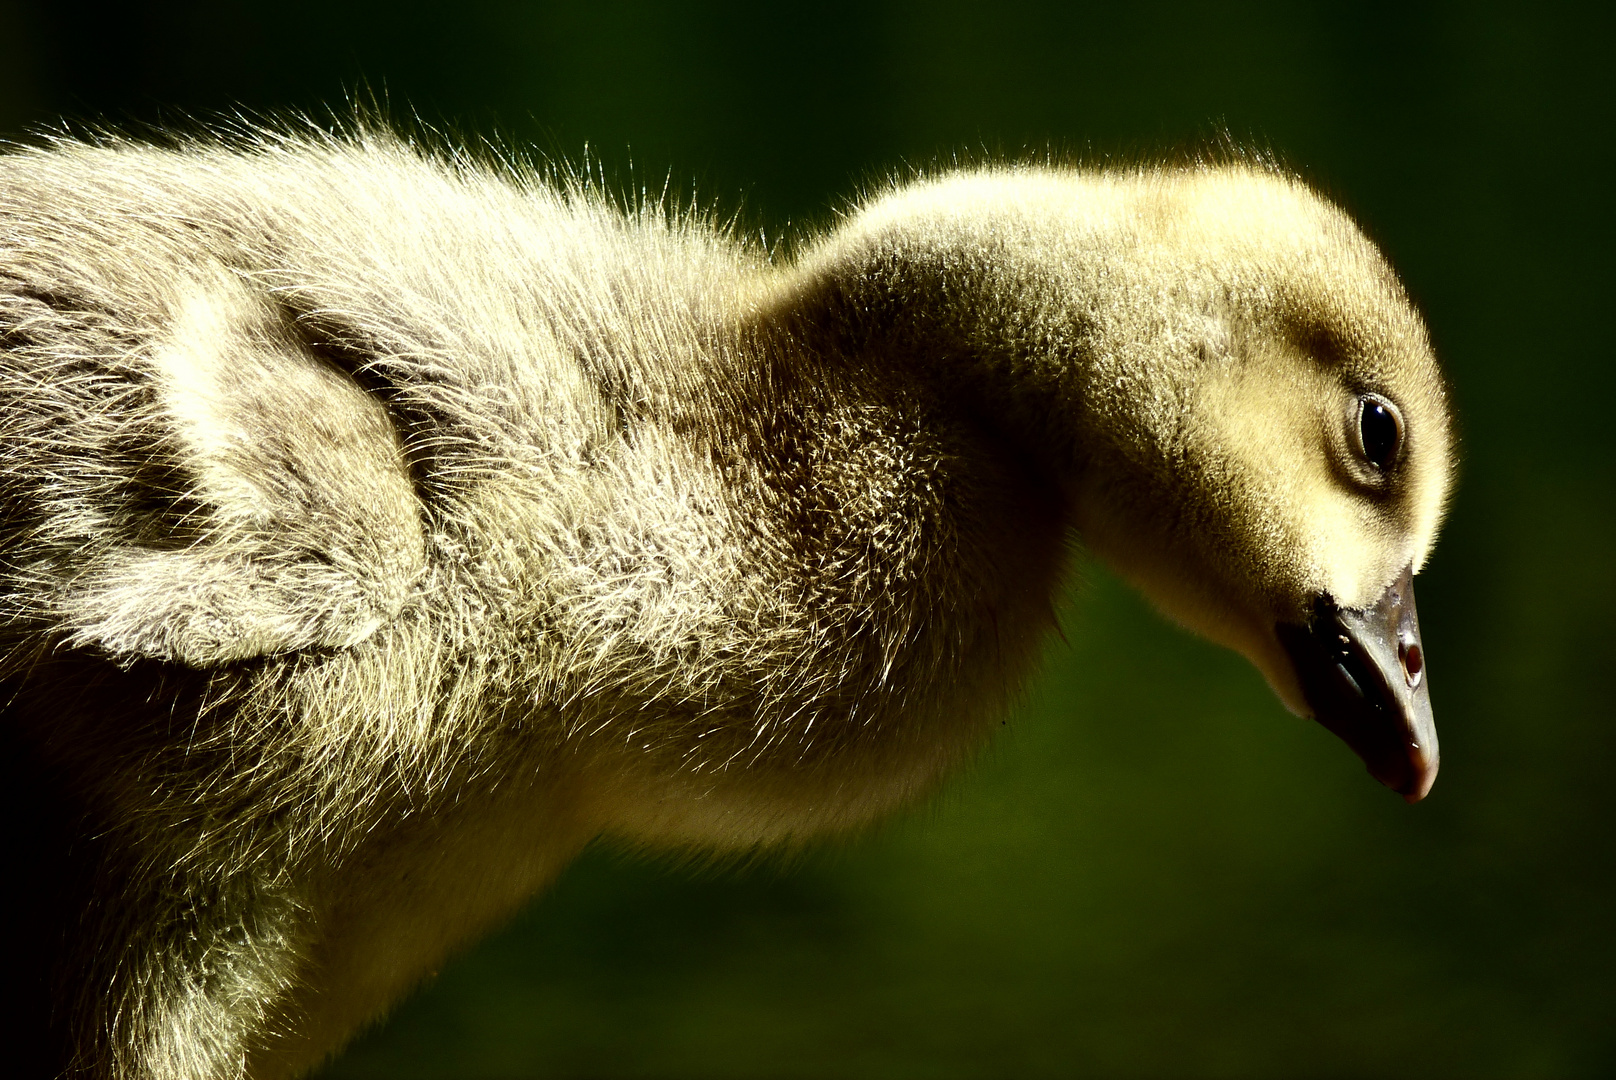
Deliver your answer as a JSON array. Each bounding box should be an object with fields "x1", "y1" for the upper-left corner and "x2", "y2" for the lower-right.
[{"x1": 0, "y1": 133, "x2": 1452, "y2": 1078}]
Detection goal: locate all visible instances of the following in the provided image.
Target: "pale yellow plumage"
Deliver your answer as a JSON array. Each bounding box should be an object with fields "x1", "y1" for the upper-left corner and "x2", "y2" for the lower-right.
[{"x1": 0, "y1": 132, "x2": 1452, "y2": 1077}]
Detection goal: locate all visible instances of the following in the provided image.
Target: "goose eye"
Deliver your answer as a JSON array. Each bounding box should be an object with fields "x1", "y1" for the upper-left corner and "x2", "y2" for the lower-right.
[{"x1": 1356, "y1": 394, "x2": 1403, "y2": 472}]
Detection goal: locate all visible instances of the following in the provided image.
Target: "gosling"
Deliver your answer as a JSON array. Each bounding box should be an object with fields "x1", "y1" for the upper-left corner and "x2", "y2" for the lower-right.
[{"x1": 0, "y1": 131, "x2": 1452, "y2": 1079}]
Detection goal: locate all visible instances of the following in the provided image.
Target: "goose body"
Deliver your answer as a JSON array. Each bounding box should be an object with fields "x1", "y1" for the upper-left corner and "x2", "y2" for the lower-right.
[{"x1": 0, "y1": 133, "x2": 1452, "y2": 1078}]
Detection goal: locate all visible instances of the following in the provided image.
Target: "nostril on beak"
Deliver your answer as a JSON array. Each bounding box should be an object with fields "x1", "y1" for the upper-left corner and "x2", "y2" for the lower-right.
[{"x1": 1399, "y1": 636, "x2": 1424, "y2": 687}]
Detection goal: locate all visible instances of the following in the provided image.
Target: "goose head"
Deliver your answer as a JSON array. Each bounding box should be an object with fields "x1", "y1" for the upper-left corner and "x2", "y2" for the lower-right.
[{"x1": 804, "y1": 165, "x2": 1455, "y2": 799}]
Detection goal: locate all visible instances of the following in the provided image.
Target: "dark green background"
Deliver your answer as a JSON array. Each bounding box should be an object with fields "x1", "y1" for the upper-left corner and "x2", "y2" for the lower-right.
[{"x1": 5, "y1": 2, "x2": 1609, "y2": 1075}]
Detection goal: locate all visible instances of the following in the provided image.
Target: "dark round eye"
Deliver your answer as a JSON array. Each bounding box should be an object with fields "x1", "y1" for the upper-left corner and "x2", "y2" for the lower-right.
[{"x1": 1356, "y1": 394, "x2": 1404, "y2": 472}]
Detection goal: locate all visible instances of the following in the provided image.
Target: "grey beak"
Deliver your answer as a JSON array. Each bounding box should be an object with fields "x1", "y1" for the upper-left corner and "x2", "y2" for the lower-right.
[{"x1": 1275, "y1": 565, "x2": 1438, "y2": 802}]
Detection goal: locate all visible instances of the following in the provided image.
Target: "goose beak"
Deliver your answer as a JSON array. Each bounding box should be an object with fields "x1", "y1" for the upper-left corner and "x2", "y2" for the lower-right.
[{"x1": 1275, "y1": 565, "x2": 1438, "y2": 802}]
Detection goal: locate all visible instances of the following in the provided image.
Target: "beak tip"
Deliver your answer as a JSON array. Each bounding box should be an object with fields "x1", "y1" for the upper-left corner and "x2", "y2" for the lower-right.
[
  {"x1": 1406, "y1": 756, "x2": 1439, "y2": 804},
  {"x1": 1385, "y1": 749, "x2": 1439, "y2": 803}
]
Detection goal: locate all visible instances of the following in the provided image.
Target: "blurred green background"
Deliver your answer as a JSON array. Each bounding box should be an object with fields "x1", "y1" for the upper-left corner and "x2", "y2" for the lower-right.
[{"x1": 5, "y1": 2, "x2": 1610, "y2": 1075}]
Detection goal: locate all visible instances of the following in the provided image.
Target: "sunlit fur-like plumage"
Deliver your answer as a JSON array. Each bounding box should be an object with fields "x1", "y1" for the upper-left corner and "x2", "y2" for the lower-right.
[{"x1": 0, "y1": 130, "x2": 1452, "y2": 1077}]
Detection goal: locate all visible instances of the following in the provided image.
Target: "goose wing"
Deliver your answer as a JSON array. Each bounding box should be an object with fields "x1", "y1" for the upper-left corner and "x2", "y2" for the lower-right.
[{"x1": 0, "y1": 269, "x2": 425, "y2": 669}]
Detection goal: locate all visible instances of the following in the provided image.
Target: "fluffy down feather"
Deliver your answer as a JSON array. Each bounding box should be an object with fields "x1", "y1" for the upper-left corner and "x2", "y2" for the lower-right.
[{"x1": 0, "y1": 130, "x2": 1451, "y2": 1078}]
